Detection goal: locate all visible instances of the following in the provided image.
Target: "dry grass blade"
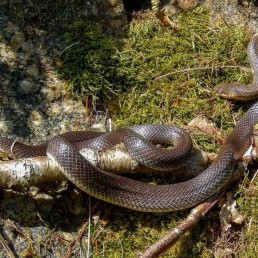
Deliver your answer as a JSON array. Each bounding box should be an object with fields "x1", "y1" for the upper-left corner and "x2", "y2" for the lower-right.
[{"x1": 154, "y1": 65, "x2": 251, "y2": 80}]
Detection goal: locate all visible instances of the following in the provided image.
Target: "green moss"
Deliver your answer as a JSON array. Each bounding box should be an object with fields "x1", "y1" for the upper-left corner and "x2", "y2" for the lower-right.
[
  {"x1": 89, "y1": 208, "x2": 214, "y2": 257},
  {"x1": 236, "y1": 176, "x2": 258, "y2": 257},
  {"x1": 58, "y1": 20, "x2": 138, "y2": 100},
  {"x1": 101, "y1": 7, "x2": 255, "y2": 257},
  {"x1": 110, "y1": 8, "x2": 251, "y2": 152}
]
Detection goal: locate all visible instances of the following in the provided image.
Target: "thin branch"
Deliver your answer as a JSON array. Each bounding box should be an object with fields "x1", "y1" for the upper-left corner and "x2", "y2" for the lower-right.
[
  {"x1": 250, "y1": 168, "x2": 258, "y2": 184},
  {"x1": 64, "y1": 221, "x2": 89, "y2": 258},
  {"x1": 154, "y1": 65, "x2": 251, "y2": 80}
]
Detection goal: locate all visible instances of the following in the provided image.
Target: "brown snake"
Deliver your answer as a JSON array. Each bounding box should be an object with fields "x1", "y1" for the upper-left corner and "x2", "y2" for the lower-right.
[
  {"x1": 214, "y1": 34, "x2": 258, "y2": 100},
  {"x1": 1, "y1": 35, "x2": 258, "y2": 212}
]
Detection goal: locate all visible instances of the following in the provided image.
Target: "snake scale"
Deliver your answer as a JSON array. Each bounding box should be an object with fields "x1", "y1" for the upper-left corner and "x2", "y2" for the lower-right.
[{"x1": 1, "y1": 35, "x2": 258, "y2": 212}]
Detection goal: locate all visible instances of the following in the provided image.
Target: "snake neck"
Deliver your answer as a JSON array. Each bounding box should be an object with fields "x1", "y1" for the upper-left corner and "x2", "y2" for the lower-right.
[{"x1": 222, "y1": 101, "x2": 258, "y2": 160}]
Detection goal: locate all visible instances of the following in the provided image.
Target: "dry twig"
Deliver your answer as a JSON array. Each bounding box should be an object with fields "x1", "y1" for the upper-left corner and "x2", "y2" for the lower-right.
[
  {"x1": 154, "y1": 65, "x2": 251, "y2": 80},
  {"x1": 64, "y1": 221, "x2": 89, "y2": 258}
]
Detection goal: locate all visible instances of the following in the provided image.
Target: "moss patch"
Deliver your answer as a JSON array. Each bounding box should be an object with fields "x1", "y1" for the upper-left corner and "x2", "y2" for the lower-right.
[
  {"x1": 58, "y1": 20, "x2": 130, "y2": 100},
  {"x1": 111, "y1": 8, "x2": 252, "y2": 151},
  {"x1": 112, "y1": 9, "x2": 251, "y2": 129}
]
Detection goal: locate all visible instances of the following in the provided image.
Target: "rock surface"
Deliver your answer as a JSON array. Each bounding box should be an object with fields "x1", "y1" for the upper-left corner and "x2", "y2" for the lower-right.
[{"x1": 0, "y1": 2, "x2": 126, "y2": 257}]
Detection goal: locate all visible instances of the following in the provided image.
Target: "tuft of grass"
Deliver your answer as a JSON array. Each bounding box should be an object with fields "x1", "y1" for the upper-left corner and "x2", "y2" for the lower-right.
[{"x1": 58, "y1": 20, "x2": 137, "y2": 100}]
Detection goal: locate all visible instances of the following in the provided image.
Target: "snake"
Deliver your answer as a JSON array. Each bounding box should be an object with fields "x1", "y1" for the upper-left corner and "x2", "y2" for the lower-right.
[
  {"x1": 214, "y1": 34, "x2": 258, "y2": 100},
  {"x1": 1, "y1": 35, "x2": 258, "y2": 212}
]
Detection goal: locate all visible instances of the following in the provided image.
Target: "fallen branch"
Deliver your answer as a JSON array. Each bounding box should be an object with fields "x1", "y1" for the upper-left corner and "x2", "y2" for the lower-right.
[
  {"x1": 0, "y1": 147, "x2": 210, "y2": 188},
  {"x1": 64, "y1": 221, "x2": 89, "y2": 258}
]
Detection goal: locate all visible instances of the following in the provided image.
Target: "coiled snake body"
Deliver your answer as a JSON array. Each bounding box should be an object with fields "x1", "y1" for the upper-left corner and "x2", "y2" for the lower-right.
[{"x1": 1, "y1": 35, "x2": 258, "y2": 212}]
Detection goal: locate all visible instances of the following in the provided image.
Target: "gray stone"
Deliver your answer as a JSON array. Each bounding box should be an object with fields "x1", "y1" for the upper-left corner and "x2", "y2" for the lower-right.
[
  {"x1": 3, "y1": 79, "x2": 10, "y2": 86},
  {"x1": 22, "y1": 40, "x2": 34, "y2": 54},
  {"x1": 0, "y1": 120, "x2": 13, "y2": 133},
  {"x1": 29, "y1": 110, "x2": 44, "y2": 126},
  {"x1": 20, "y1": 79, "x2": 39, "y2": 94},
  {"x1": 26, "y1": 64, "x2": 40, "y2": 78},
  {"x1": 5, "y1": 21, "x2": 19, "y2": 34},
  {"x1": 10, "y1": 31, "x2": 26, "y2": 50},
  {"x1": 0, "y1": 44, "x2": 17, "y2": 63}
]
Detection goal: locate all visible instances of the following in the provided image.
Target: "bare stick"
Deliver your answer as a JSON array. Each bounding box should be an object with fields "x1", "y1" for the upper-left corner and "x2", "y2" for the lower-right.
[
  {"x1": 64, "y1": 221, "x2": 89, "y2": 258},
  {"x1": 138, "y1": 200, "x2": 218, "y2": 258},
  {"x1": 154, "y1": 65, "x2": 251, "y2": 80}
]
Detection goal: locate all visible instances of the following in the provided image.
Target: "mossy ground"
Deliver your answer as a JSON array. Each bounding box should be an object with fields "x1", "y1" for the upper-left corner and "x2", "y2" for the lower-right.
[
  {"x1": 111, "y1": 8, "x2": 253, "y2": 152},
  {"x1": 56, "y1": 6, "x2": 258, "y2": 258}
]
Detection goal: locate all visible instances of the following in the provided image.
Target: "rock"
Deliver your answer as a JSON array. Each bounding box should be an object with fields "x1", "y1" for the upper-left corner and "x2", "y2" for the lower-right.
[
  {"x1": 50, "y1": 102, "x2": 62, "y2": 115},
  {"x1": 0, "y1": 120, "x2": 13, "y2": 133},
  {"x1": 18, "y1": 52, "x2": 30, "y2": 64},
  {"x1": 0, "y1": 44, "x2": 17, "y2": 63},
  {"x1": 177, "y1": 0, "x2": 198, "y2": 10},
  {"x1": 29, "y1": 111, "x2": 44, "y2": 127},
  {"x1": 22, "y1": 40, "x2": 34, "y2": 55},
  {"x1": 40, "y1": 85, "x2": 62, "y2": 102},
  {"x1": 26, "y1": 64, "x2": 40, "y2": 78},
  {"x1": 4, "y1": 21, "x2": 19, "y2": 36},
  {"x1": 3, "y1": 79, "x2": 10, "y2": 86},
  {"x1": 62, "y1": 99, "x2": 85, "y2": 113},
  {"x1": 10, "y1": 31, "x2": 26, "y2": 50},
  {"x1": 20, "y1": 79, "x2": 39, "y2": 94}
]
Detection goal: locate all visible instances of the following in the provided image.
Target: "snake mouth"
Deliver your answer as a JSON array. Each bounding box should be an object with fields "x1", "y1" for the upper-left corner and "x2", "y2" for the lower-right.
[
  {"x1": 214, "y1": 84, "x2": 256, "y2": 101},
  {"x1": 214, "y1": 87, "x2": 237, "y2": 100}
]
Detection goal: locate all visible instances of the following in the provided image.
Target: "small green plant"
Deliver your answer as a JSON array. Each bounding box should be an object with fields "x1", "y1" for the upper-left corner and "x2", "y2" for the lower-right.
[{"x1": 58, "y1": 20, "x2": 135, "y2": 100}]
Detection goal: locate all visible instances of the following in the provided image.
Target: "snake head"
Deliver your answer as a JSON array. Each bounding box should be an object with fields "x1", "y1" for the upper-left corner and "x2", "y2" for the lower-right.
[{"x1": 214, "y1": 83, "x2": 251, "y2": 100}]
